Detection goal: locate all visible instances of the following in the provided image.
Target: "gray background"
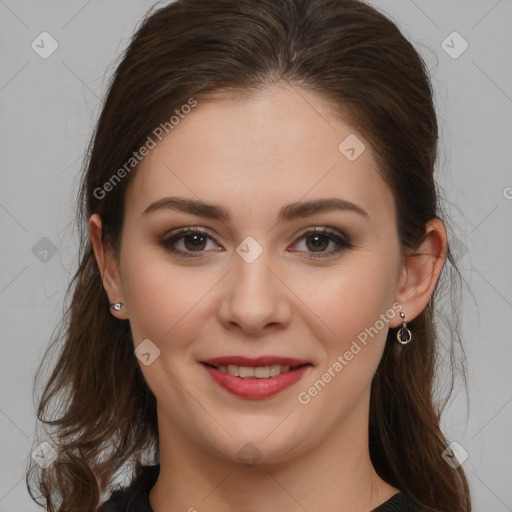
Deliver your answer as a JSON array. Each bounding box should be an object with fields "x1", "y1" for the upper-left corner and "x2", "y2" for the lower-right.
[{"x1": 1, "y1": 0, "x2": 511, "y2": 510}]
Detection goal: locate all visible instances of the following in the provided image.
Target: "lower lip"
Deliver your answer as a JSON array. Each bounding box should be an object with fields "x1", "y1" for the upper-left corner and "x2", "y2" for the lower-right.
[{"x1": 202, "y1": 364, "x2": 312, "y2": 399}]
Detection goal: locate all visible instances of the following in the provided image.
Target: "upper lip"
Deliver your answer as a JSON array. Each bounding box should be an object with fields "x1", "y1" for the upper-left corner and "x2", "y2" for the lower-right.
[{"x1": 201, "y1": 356, "x2": 312, "y2": 367}]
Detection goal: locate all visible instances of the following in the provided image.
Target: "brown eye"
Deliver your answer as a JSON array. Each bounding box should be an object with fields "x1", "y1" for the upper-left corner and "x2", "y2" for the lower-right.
[
  {"x1": 291, "y1": 227, "x2": 352, "y2": 259},
  {"x1": 182, "y1": 232, "x2": 207, "y2": 251},
  {"x1": 160, "y1": 228, "x2": 220, "y2": 258},
  {"x1": 304, "y1": 233, "x2": 330, "y2": 252}
]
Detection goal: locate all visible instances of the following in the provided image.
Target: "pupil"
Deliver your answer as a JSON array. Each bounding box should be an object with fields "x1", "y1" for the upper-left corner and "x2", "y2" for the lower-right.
[
  {"x1": 185, "y1": 234, "x2": 206, "y2": 251},
  {"x1": 307, "y1": 234, "x2": 328, "y2": 252}
]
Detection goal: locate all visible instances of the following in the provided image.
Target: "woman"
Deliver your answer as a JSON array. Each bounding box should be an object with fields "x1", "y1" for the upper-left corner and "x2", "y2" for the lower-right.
[{"x1": 26, "y1": 0, "x2": 472, "y2": 511}]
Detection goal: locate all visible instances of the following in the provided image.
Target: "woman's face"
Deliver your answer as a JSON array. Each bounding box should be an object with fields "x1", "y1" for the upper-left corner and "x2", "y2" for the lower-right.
[{"x1": 114, "y1": 84, "x2": 406, "y2": 464}]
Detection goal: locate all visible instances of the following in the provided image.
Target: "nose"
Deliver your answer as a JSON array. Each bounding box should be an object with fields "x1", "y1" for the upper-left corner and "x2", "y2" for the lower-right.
[{"x1": 217, "y1": 247, "x2": 292, "y2": 336}]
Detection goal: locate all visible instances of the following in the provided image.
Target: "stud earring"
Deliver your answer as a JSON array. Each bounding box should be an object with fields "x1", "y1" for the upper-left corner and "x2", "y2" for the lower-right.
[
  {"x1": 396, "y1": 311, "x2": 412, "y2": 345},
  {"x1": 109, "y1": 302, "x2": 124, "y2": 312}
]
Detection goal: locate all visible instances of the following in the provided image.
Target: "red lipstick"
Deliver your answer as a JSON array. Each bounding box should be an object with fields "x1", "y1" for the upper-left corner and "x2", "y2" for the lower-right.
[{"x1": 200, "y1": 355, "x2": 312, "y2": 399}]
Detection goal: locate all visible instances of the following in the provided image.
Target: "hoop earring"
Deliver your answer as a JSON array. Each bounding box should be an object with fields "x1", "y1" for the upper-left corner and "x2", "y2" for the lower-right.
[
  {"x1": 396, "y1": 311, "x2": 412, "y2": 345},
  {"x1": 109, "y1": 302, "x2": 124, "y2": 312}
]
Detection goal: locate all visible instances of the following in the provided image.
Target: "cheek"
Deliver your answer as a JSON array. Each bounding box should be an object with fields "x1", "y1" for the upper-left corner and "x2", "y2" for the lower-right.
[
  {"x1": 294, "y1": 260, "x2": 398, "y2": 419},
  {"x1": 119, "y1": 243, "x2": 215, "y2": 346},
  {"x1": 307, "y1": 253, "x2": 398, "y2": 367}
]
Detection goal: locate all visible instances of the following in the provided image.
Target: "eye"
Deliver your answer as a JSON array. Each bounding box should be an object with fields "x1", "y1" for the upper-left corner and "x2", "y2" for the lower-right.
[
  {"x1": 160, "y1": 226, "x2": 352, "y2": 260},
  {"x1": 290, "y1": 227, "x2": 352, "y2": 259},
  {"x1": 160, "y1": 227, "x2": 221, "y2": 258}
]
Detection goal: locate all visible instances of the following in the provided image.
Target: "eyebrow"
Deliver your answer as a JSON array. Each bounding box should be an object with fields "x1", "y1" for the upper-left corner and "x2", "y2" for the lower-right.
[{"x1": 142, "y1": 196, "x2": 369, "y2": 222}]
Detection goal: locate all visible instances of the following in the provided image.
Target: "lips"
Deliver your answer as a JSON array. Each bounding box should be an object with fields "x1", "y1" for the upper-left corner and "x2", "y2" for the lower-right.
[
  {"x1": 200, "y1": 355, "x2": 313, "y2": 399},
  {"x1": 201, "y1": 356, "x2": 311, "y2": 367}
]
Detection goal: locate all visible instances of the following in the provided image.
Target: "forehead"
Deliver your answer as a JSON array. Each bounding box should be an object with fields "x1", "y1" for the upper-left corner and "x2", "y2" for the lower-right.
[{"x1": 125, "y1": 84, "x2": 394, "y2": 224}]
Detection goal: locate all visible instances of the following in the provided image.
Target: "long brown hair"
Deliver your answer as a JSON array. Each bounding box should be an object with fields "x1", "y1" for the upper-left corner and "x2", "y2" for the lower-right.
[{"x1": 26, "y1": 0, "x2": 472, "y2": 510}]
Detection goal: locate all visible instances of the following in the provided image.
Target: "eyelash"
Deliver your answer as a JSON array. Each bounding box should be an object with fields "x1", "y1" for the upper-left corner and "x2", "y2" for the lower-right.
[{"x1": 159, "y1": 226, "x2": 352, "y2": 260}]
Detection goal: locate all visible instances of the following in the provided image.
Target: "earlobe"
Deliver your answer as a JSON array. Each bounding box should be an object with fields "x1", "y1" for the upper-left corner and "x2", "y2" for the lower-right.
[
  {"x1": 89, "y1": 214, "x2": 128, "y2": 319},
  {"x1": 392, "y1": 219, "x2": 448, "y2": 328}
]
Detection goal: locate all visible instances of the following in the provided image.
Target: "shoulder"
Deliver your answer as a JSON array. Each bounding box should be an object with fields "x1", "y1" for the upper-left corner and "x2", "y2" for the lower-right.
[
  {"x1": 371, "y1": 491, "x2": 425, "y2": 512},
  {"x1": 97, "y1": 465, "x2": 160, "y2": 512}
]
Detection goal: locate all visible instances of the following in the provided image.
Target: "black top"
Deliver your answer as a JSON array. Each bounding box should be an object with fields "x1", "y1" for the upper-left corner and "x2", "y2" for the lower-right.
[{"x1": 98, "y1": 465, "x2": 422, "y2": 512}]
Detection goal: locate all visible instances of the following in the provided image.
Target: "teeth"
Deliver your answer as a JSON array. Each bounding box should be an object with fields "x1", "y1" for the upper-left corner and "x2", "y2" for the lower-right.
[
  {"x1": 216, "y1": 364, "x2": 293, "y2": 378},
  {"x1": 239, "y1": 366, "x2": 254, "y2": 378},
  {"x1": 226, "y1": 364, "x2": 239, "y2": 376}
]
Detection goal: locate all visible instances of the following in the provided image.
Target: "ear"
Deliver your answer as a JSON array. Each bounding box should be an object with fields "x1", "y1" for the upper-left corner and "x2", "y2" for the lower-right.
[
  {"x1": 390, "y1": 218, "x2": 448, "y2": 328},
  {"x1": 89, "y1": 213, "x2": 128, "y2": 319}
]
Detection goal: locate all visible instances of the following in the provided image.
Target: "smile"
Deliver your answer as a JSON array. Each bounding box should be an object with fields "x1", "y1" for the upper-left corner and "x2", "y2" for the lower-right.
[
  {"x1": 200, "y1": 359, "x2": 313, "y2": 399},
  {"x1": 210, "y1": 363, "x2": 304, "y2": 378}
]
